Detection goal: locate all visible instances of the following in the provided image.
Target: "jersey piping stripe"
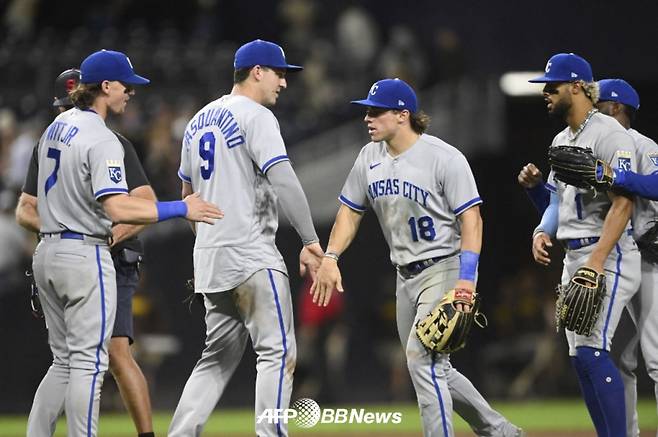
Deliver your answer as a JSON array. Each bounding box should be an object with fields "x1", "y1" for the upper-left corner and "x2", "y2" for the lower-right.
[
  {"x1": 453, "y1": 197, "x2": 482, "y2": 215},
  {"x1": 430, "y1": 354, "x2": 450, "y2": 437},
  {"x1": 88, "y1": 245, "x2": 108, "y2": 437},
  {"x1": 267, "y1": 269, "x2": 287, "y2": 437},
  {"x1": 602, "y1": 243, "x2": 622, "y2": 348},
  {"x1": 261, "y1": 155, "x2": 290, "y2": 173},
  {"x1": 338, "y1": 194, "x2": 366, "y2": 212},
  {"x1": 177, "y1": 169, "x2": 192, "y2": 183},
  {"x1": 94, "y1": 187, "x2": 129, "y2": 199},
  {"x1": 546, "y1": 183, "x2": 557, "y2": 193}
]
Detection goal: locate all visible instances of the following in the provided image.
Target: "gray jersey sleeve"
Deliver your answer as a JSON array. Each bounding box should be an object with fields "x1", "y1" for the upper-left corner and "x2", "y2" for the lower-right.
[
  {"x1": 339, "y1": 149, "x2": 369, "y2": 212},
  {"x1": 442, "y1": 153, "x2": 482, "y2": 215},
  {"x1": 89, "y1": 138, "x2": 129, "y2": 199},
  {"x1": 245, "y1": 110, "x2": 289, "y2": 173},
  {"x1": 266, "y1": 161, "x2": 319, "y2": 244},
  {"x1": 178, "y1": 133, "x2": 193, "y2": 184}
]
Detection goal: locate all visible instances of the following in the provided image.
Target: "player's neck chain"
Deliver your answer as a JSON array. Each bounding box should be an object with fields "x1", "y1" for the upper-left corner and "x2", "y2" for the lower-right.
[{"x1": 568, "y1": 108, "x2": 598, "y2": 143}]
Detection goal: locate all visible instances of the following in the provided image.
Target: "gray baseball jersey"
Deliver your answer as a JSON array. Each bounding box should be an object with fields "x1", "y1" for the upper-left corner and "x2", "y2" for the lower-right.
[
  {"x1": 545, "y1": 111, "x2": 640, "y2": 354},
  {"x1": 173, "y1": 94, "x2": 297, "y2": 437},
  {"x1": 37, "y1": 108, "x2": 128, "y2": 236},
  {"x1": 339, "y1": 134, "x2": 522, "y2": 436},
  {"x1": 178, "y1": 95, "x2": 288, "y2": 292},
  {"x1": 617, "y1": 127, "x2": 658, "y2": 437},
  {"x1": 28, "y1": 107, "x2": 123, "y2": 437},
  {"x1": 340, "y1": 133, "x2": 482, "y2": 266},
  {"x1": 629, "y1": 128, "x2": 658, "y2": 239},
  {"x1": 546, "y1": 112, "x2": 636, "y2": 240}
]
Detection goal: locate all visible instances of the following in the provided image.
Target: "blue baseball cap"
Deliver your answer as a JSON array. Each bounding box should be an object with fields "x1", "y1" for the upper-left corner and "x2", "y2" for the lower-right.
[
  {"x1": 598, "y1": 79, "x2": 640, "y2": 110},
  {"x1": 529, "y1": 53, "x2": 593, "y2": 83},
  {"x1": 234, "y1": 39, "x2": 303, "y2": 71},
  {"x1": 350, "y1": 78, "x2": 418, "y2": 113},
  {"x1": 80, "y1": 50, "x2": 150, "y2": 85}
]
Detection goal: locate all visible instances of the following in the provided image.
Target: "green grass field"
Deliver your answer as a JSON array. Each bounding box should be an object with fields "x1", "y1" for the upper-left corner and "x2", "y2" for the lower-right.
[{"x1": 1, "y1": 399, "x2": 655, "y2": 435}]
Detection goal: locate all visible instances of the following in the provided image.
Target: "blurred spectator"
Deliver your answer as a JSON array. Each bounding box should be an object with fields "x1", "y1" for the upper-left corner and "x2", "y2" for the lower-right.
[
  {"x1": 3, "y1": 117, "x2": 40, "y2": 193},
  {"x1": 376, "y1": 25, "x2": 428, "y2": 87},
  {"x1": 427, "y1": 28, "x2": 466, "y2": 84},
  {"x1": 294, "y1": 276, "x2": 348, "y2": 403},
  {"x1": 4, "y1": 0, "x2": 39, "y2": 40},
  {"x1": 335, "y1": 6, "x2": 380, "y2": 72}
]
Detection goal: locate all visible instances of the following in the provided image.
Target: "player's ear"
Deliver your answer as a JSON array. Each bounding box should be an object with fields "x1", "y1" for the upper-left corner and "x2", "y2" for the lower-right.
[{"x1": 251, "y1": 65, "x2": 263, "y2": 81}]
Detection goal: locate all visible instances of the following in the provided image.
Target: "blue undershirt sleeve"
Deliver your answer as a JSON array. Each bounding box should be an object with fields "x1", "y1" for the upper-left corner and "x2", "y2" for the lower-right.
[
  {"x1": 534, "y1": 191, "x2": 559, "y2": 238},
  {"x1": 614, "y1": 169, "x2": 658, "y2": 201},
  {"x1": 525, "y1": 182, "x2": 550, "y2": 215}
]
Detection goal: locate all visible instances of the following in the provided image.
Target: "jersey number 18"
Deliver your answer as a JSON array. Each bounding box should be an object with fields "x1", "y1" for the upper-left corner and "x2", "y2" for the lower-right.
[{"x1": 408, "y1": 216, "x2": 436, "y2": 241}]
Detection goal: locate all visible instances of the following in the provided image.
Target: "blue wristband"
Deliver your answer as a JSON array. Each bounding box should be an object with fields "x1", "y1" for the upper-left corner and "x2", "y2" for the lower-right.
[
  {"x1": 156, "y1": 201, "x2": 188, "y2": 222},
  {"x1": 459, "y1": 250, "x2": 479, "y2": 282}
]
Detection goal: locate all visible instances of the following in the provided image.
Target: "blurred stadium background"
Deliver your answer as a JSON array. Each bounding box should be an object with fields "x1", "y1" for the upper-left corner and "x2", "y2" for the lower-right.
[{"x1": 1, "y1": 0, "x2": 658, "y2": 434}]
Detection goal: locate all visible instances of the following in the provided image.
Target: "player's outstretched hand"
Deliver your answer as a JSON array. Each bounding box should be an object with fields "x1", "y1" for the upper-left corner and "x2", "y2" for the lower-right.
[
  {"x1": 532, "y1": 232, "x2": 553, "y2": 266},
  {"x1": 453, "y1": 279, "x2": 475, "y2": 312},
  {"x1": 518, "y1": 163, "x2": 543, "y2": 189},
  {"x1": 310, "y1": 257, "x2": 343, "y2": 307},
  {"x1": 183, "y1": 192, "x2": 224, "y2": 224},
  {"x1": 300, "y1": 242, "x2": 324, "y2": 280}
]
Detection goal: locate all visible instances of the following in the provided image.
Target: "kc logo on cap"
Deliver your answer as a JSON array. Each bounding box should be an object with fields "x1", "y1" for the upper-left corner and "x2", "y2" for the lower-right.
[{"x1": 529, "y1": 53, "x2": 593, "y2": 83}]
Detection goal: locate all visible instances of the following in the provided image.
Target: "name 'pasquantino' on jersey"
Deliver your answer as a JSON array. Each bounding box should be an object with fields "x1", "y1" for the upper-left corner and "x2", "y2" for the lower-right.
[
  {"x1": 546, "y1": 113, "x2": 636, "y2": 240},
  {"x1": 178, "y1": 95, "x2": 289, "y2": 291},
  {"x1": 629, "y1": 128, "x2": 658, "y2": 240},
  {"x1": 339, "y1": 133, "x2": 482, "y2": 266},
  {"x1": 37, "y1": 108, "x2": 128, "y2": 237}
]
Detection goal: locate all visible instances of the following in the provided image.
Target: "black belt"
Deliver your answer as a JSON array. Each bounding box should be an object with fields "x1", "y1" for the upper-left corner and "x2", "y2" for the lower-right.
[{"x1": 397, "y1": 252, "x2": 458, "y2": 279}]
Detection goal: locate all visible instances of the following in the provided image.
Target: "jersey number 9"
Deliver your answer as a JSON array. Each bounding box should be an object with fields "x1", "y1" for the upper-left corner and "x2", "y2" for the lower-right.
[{"x1": 199, "y1": 132, "x2": 216, "y2": 180}]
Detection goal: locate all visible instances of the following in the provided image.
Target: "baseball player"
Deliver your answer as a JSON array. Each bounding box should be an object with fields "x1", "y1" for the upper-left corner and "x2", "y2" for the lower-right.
[
  {"x1": 519, "y1": 78, "x2": 658, "y2": 437},
  {"x1": 529, "y1": 53, "x2": 640, "y2": 436},
  {"x1": 312, "y1": 78, "x2": 524, "y2": 437},
  {"x1": 16, "y1": 68, "x2": 158, "y2": 437},
  {"x1": 169, "y1": 39, "x2": 323, "y2": 437},
  {"x1": 24, "y1": 49, "x2": 222, "y2": 437}
]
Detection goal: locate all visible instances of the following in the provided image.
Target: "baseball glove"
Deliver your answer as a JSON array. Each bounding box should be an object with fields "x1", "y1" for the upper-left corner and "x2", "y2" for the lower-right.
[
  {"x1": 555, "y1": 266, "x2": 606, "y2": 336},
  {"x1": 416, "y1": 288, "x2": 487, "y2": 354},
  {"x1": 636, "y1": 222, "x2": 658, "y2": 264},
  {"x1": 547, "y1": 145, "x2": 614, "y2": 190}
]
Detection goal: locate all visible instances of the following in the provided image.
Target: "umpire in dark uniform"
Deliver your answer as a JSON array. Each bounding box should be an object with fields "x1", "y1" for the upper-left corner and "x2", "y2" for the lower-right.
[{"x1": 15, "y1": 68, "x2": 157, "y2": 437}]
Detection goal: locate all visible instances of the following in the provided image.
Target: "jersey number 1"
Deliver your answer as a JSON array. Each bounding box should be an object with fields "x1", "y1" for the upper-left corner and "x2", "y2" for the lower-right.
[
  {"x1": 199, "y1": 132, "x2": 216, "y2": 180},
  {"x1": 408, "y1": 216, "x2": 436, "y2": 241}
]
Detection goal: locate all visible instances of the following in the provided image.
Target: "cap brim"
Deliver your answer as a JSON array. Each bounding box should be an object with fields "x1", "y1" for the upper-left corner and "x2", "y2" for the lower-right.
[
  {"x1": 121, "y1": 74, "x2": 150, "y2": 85},
  {"x1": 285, "y1": 64, "x2": 303, "y2": 72},
  {"x1": 350, "y1": 99, "x2": 392, "y2": 108},
  {"x1": 528, "y1": 75, "x2": 555, "y2": 83},
  {"x1": 53, "y1": 96, "x2": 72, "y2": 107}
]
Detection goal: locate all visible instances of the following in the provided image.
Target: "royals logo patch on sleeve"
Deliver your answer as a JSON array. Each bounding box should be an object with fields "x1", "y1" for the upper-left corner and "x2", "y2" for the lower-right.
[
  {"x1": 648, "y1": 153, "x2": 658, "y2": 167},
  {"x1": 617, "y1": 150, "x2": 632, "y2": 171},
  {"x1": 107, "y1": 160, "x2": 123, "y2": 183}
]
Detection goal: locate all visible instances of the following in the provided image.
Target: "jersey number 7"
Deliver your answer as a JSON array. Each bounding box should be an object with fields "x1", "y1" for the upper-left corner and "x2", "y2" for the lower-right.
[{"x1": 45, "y1": 147, "x2": 61, "y2": 194}]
